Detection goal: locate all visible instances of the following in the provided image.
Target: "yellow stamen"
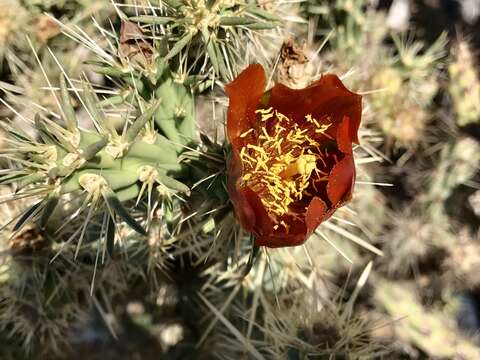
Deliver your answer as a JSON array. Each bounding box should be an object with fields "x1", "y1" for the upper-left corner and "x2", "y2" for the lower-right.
[
  {"x1": 239, "y1": 109, "x2": 332, "y2": 230},
  {"x1": 240, "y1": 128, "x2": 254, "y2": 138},
  {"x1": 255, "y1": 107, "x2": 274, "y2": 121}
]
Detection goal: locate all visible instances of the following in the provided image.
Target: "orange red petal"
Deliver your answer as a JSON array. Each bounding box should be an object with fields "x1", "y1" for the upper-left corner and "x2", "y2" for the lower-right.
[
  {"x1": 226, "y1": 64, "x2": 361, "y2": 248},
  {"x1": 224, "y1": 64, "x2": 266, "y2": 144},
  {"x1": 327, "y1": 155, "x2": 355, "y2": 206}
]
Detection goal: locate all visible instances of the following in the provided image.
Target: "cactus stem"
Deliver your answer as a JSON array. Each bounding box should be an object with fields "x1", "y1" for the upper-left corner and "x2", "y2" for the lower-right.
[
  {"x1": 125, "y1": 98, "x2": 162, "y2": 142},
  {"x1": 59, "y1": 74, "x2": 78, "y2": 132}
]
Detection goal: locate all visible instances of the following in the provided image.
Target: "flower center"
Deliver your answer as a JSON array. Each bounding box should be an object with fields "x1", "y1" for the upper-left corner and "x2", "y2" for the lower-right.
[{"x1": 239, "y1": 108, "x2": 333, "y2": 230}]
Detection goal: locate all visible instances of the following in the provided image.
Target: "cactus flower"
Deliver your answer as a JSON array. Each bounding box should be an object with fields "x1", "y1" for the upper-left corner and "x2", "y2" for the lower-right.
[{"x1": 225, "y1": 64, "x2": 362, "y2": 247}]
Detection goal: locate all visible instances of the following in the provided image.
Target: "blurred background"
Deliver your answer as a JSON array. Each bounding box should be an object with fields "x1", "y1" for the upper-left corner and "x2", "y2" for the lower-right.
[{"x1": 0, "y1": 0, "x2": 480, "y2": 359}]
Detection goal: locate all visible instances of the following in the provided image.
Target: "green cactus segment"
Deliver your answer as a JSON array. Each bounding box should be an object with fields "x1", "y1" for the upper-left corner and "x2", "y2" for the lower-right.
[
  {"x1": 155, "y1": 171, "x2": 190, "y2": 195},
  {"x1": 81, "y1": 137, "x2": 108, "y2": 161},
  {"x1": 82, "y1": 81, "x2": 117, "y2": 137},
  {"x1": 59, "y1": 75, "x2": 78, "y2": 132},
  {"x1": 375, "y1": 281, "x2": 480, "y2": 359},
  {"x1": 0, "y1": 82, "x2": 190, "y2": 235},
  {"x1": 115, "y1": 184, "x2": 141, "y2": 202},
  {"x1": 448, "y1": 41, "x2": 480, "y2": 127},
  {"x1": 128, "y1": 16, "x2": 174, "y2": 25},
  {"x1": 155, "y1": 72, "x2": 195, "y2": 148},
  {"x1": 126, "y1": 98, "x2": 163, "y2": 142},
  {"x1": 127, "y1": 140, "x2": 178, "y2": 166},
  {"x1": 89, "y1": 59, "x2": 196, "y2": 150},
  {"x1": 219, "y1": 17, "x2": 256, "y2": 26},
  {"x1": 423, "y1": 138, "x2": 480, "y2": 220},
  {"x1": 127, "y1": 0, "x2": 279, "y2": 80},
  {"x1": 368, "y1": 34, "x2": 446, "y2": 148},
  {"x1": 165, "y1": 33, "x2": 194, "y2": 62},
  {"x1": 306, "y1": 0, "x2": 374, "y2": 55}
]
